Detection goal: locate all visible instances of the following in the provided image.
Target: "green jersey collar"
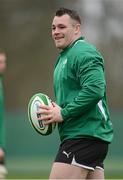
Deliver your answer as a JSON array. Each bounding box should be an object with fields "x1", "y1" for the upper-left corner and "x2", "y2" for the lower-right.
[{"x1": 60, "y1": 36, "x2": 85, "y2": 55}]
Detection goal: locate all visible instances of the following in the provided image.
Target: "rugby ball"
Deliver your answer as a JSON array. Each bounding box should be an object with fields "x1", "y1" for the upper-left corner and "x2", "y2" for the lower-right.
[{"x1": 28, "y1": 93, "x2": 56, "y2": 135}]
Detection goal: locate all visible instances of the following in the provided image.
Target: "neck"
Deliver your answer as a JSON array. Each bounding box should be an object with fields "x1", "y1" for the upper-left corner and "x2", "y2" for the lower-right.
[
  {"x1": 60, "y1": 35, "x2": 83, "y2": 53},
  {"x1": 70, "y1": 34, "x2": 81, "y2": 46}
]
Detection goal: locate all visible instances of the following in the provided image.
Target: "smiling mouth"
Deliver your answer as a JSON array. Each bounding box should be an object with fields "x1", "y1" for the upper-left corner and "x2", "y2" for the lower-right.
[{"x1": 54, "y1": 37, "x2": 64, "y2": 40}]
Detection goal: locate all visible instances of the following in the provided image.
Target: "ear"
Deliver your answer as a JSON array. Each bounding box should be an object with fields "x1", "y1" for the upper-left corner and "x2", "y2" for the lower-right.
[{"x1": 74, "y1": 24, "x2": 81, "y2": 35}]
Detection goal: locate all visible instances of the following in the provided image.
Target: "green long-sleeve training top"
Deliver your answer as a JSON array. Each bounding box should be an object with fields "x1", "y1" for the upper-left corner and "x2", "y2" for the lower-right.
[{"x1": 54, "y1": 37, "x2": 113, "y2": 143}]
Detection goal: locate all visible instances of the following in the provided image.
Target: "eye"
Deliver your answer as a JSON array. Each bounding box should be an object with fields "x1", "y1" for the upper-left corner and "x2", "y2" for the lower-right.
[
  {"x1": 59, "y1": 25, "x2": 65, "y2": 29},
  {"x1": 52, "y1": 26, "x2": 56, "y2": 30}
]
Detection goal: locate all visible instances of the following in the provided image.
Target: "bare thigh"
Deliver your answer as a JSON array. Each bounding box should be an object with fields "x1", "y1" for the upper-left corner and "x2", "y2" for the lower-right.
[
  {"x1": 86, "y1": 168, "x2": 104, "y2": 179},
  {"x1": 49, "y1": 162, "x2": 89, "y2": 179}
]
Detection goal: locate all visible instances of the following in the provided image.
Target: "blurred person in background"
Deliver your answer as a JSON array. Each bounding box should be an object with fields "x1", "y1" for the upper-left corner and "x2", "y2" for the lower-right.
[
  {"x1": 38, "y1": 8, "x2": 113, "y2": 179},
  {"x1": 0, "y1": 49, "x2": 7, "y2": 179}
]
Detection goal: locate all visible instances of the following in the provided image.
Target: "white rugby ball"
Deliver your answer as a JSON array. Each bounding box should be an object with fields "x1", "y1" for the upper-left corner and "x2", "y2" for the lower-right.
[{"x1": 28, "y1": 93, "x2": 56, "y2": 135}]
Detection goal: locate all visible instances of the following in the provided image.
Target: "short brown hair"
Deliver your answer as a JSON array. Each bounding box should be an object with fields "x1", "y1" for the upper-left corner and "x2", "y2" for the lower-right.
[{"x1": 55, "y1": 7, "x2": 81, "y2": 24}]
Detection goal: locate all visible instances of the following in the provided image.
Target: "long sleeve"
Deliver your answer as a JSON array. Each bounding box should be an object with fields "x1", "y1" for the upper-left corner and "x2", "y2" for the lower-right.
[{"x1": 61, "y1": 56, "x2": 105, "y2": 120}]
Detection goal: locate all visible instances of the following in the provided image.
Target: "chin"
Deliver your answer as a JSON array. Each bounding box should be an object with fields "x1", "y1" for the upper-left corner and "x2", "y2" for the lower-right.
[{"x1": 55, "y1": 44, "x2": 64, "y2": 49}]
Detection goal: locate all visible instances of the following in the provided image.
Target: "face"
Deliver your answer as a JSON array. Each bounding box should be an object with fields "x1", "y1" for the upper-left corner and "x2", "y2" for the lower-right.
[
  {"x1": 0, "y1": 53, "x2": 6, "y2": 74},
  {"x1": 52, "y1": 14, "x2": 80, "y2": 49}
]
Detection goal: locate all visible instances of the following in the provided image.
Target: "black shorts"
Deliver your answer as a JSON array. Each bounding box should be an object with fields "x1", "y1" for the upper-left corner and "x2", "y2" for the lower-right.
[{"x1": 55, "y1": 138, "x2": 108, "y2": 171}]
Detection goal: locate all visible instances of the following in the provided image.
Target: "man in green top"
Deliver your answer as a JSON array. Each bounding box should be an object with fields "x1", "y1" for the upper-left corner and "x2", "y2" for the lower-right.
[
  {"x1": 0, "y1": 49, "x2": 7, "y2": 179},
  {"x1": 38, "y1": 8, "x2": 113, "y2": 179}
]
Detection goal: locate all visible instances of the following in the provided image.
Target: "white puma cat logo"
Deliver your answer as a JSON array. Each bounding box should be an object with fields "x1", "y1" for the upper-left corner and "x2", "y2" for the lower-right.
[{"x1": 62, "y1": 151, "x2": 71, "y2": 158}]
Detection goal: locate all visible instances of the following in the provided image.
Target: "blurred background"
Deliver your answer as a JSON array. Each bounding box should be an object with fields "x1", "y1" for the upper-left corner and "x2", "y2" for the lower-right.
[{"x1": 0, "y1": 0, "x2": 123, "y2": 179}]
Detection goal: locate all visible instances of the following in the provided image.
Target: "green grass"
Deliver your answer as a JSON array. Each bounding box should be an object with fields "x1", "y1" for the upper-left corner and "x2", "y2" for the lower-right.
[
  {"x1": 6, "y1": 157, "x2": 52, "y2": 179},
  {"x1": 105, "y1": 158, "x2": 123, "y2": 179},
  {"x1": 6, "y1": 157, "x2": 123, "y2": 179}
]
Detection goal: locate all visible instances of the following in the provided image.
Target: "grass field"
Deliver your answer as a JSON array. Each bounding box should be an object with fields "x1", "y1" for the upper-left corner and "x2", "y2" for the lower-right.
[{"x1": 6, "y1": 157, "x2": 123, "y2": 179}]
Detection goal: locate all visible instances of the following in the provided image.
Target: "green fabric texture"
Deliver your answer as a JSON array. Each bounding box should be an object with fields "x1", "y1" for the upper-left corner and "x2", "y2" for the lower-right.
[{"x1": 54, "y1": 37, "x2": 113, "y2": 143}]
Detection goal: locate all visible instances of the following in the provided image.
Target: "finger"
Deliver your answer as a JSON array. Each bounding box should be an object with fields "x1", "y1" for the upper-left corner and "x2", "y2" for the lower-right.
[
  {"x1": 52, "y1": 102, "x2": 56, "y2": 107},
  {"x1": 37, "y1": 109, "x2": 48, "y2": 115},
  {"x1": 37, "y1": 109, "x2": 52, "y2": 115},
  {"x1": 44, "y1": 119, "x2": 54, "y2": 125},
  {"x1": 39, "y1": 105, "x2": 51, "y2": 110},
  {"x1": 38, "y1": 114, "x2": 52, "y2": 121},
  {"x1": 52, "y1": 102, "x2": 60, "y2": 108}
]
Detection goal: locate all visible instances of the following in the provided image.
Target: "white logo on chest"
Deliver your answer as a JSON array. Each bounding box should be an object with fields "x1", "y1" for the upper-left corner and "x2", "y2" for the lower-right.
[{"x1": 62, "y1": 58, "x2": 67, "y2": 68}]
